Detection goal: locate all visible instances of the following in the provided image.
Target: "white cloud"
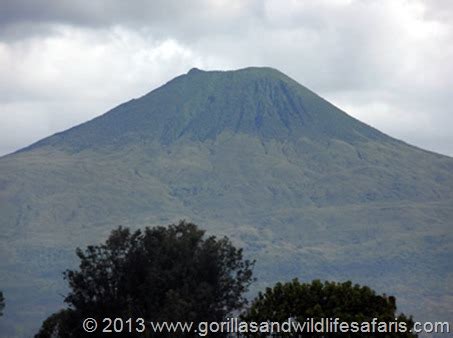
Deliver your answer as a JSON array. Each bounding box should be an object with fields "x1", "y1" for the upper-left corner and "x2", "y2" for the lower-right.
[{"x1": 0, "y1": 26, "x2": 213, "y2": 154}]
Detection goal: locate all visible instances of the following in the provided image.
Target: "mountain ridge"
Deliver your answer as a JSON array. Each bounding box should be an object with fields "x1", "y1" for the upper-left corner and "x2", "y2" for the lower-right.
[{"x1": 18, "y1": 67, "x2": 394, "y2": 154}]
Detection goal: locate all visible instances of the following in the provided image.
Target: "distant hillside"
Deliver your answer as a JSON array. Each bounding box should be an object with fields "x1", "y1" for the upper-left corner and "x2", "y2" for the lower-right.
[{"x1": 0, "y1": 67, "x2": 452, "y2": 337}]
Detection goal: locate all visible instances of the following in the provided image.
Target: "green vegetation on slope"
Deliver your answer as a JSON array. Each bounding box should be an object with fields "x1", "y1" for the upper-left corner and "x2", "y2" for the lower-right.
[{"x1": 0, "y1": 67, "x2": 452, "y2": 337}]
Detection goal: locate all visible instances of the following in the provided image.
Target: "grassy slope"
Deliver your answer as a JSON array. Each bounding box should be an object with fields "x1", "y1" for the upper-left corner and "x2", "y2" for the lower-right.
[{"x1": 1, "y1": 133, "x2": 452, "y2": 337}]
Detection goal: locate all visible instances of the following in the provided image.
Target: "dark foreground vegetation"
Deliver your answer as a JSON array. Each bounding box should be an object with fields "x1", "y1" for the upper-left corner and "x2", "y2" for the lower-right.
[
  {"x1": 243, "y1": 279, "x2": 416, "y2": 337},
  {"x1": 0, "y1": 291, "x2": 4, "y2": 317},
  {"x1": 35, "y1": 222, "x2": 415, "y2": 337}
]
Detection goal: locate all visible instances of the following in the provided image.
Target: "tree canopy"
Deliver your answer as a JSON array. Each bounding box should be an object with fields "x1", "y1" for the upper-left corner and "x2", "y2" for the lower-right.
[
  {"x1": 36, "y1": 221, "x2": 254, "y2": 337},
  {"x1": 35, "y1": 221, "x2": 419, "y2": 338},
  {"x1": 242, "y1": 279, "x2": 416, "y2": 337}
]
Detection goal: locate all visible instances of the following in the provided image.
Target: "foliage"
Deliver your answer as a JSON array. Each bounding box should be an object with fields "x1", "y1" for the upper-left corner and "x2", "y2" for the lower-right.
[
  {"x1": 35, "y1": 310, "x2": 77, "y2": 338},
  {"x1": 0, "y1": 291, "x2": 4, "y2": 316},
  {"x1": 242, "y1": 279, "x2": 416, "y2": 337},
  {"x1": 35, "y1": 221, "x2": 254, "y2": 337}
]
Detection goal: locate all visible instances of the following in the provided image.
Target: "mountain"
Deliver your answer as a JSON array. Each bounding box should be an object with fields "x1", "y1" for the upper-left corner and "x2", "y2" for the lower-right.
[{"x1": 0, "y1": 67, "x2": 452, "y2": 337}]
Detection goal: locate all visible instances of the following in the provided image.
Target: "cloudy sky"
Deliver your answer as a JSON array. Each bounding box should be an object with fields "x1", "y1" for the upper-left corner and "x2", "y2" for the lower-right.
[{"x1": 0, "y1": 0, "x2": 452, "y2": 156}]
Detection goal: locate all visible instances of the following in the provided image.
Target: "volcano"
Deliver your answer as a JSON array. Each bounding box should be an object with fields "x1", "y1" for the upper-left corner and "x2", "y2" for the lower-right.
[{"x1": 1, "y1": 67, "x2": 452, "y2": 337}]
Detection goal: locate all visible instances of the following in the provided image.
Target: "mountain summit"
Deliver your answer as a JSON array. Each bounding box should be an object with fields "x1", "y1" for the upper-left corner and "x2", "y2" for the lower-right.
[
  {"x1": 25, "y1": 67, "x2": 385, "y2": 152},
  {"x1": 1, "y1": 68, "x2": 452, "y2": 337}
]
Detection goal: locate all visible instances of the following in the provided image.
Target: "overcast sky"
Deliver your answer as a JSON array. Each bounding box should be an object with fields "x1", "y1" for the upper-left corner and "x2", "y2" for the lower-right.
[{"x1": 0, "y1": 0, "x2": 452, "y2": 156}]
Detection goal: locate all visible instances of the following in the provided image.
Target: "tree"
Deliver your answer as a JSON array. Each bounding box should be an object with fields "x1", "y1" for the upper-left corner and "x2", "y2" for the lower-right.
[
  {"x1": 242, "y1": 279, "x2": 416, "y2": 337},
  {"x1": 0, "y1": 291, "x2": 4, "y2": 316},
  {"x1": 36, "y1": 221, "x2": 254, "y2": 337},
  {"x1": 35, "y1": 310, "x2": 77, "y2": 337}
]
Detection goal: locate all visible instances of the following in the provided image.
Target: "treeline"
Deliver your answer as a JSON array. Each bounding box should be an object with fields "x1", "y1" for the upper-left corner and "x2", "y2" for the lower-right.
[{"x1": 33, "y1": 221, "x2": 415, "y2": 337}]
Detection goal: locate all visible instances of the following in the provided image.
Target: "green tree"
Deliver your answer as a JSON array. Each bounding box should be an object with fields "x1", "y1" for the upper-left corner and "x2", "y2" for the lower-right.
[
  {"x1": 35, "y1": 221, "x2": 254, "y2": 337},
  {"x1": 242, "y1": 279, "x2": 416, "y2": 337},
  {"x1": 0, "y1": 291, "x2": 4, "y2": 316}
]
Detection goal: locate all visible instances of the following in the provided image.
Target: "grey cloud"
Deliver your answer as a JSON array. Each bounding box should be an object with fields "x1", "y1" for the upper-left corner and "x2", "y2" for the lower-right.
[
  {"x1": 0, "y1": 0, "x2": 174, "y2": 26},
  {"x1": 0, "y1": 0, "x2": 262, "y2": 41}
]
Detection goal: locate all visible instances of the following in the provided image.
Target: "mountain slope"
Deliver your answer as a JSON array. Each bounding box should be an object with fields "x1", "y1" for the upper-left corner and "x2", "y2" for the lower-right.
[
  {"x1": 23, "y1": 67, "x2": 387, "y2": 150},
  {"x1": 1, "y1": 67, "x2": 452, "y2": 337}
]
